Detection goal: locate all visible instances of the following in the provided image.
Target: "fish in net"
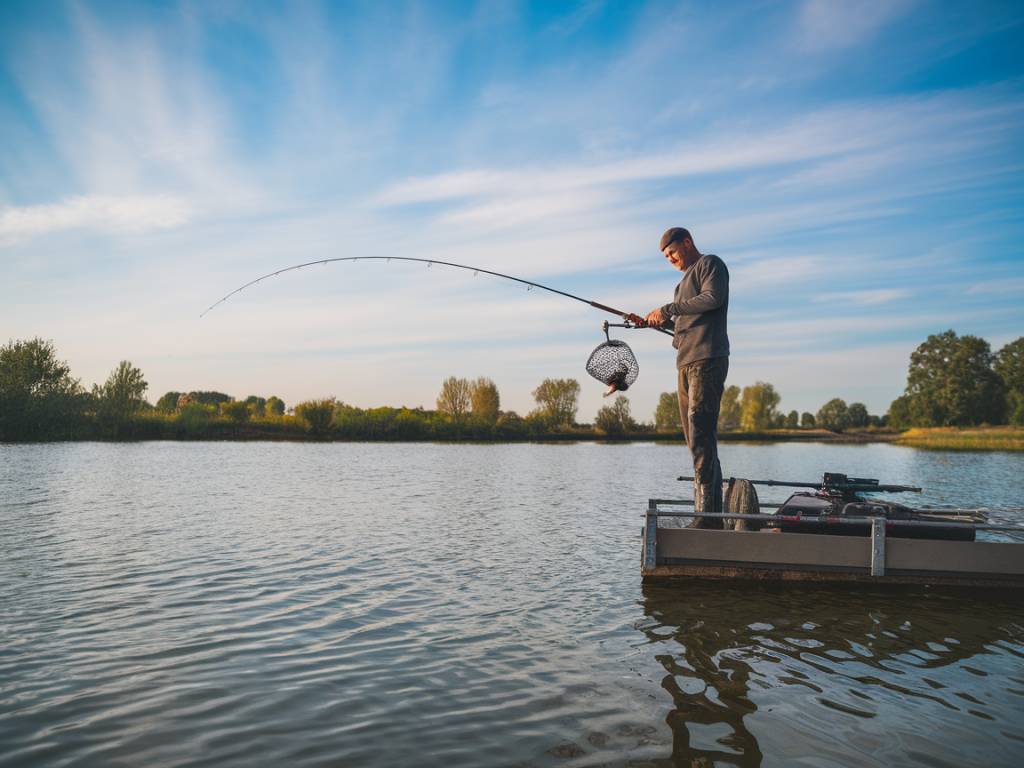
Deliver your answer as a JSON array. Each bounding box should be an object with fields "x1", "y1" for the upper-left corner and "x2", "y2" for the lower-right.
[{"x1": 586, "y1": 340, "x2": 639, "y2": 397}]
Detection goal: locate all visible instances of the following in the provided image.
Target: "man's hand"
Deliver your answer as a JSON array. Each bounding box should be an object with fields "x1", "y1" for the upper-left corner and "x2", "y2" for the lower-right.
[{"x1": 645, "y1": 308, "x2": 666, "y2": 327}]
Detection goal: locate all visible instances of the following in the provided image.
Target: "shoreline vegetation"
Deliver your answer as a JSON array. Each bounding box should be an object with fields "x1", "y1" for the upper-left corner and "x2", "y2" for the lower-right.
[
  {"x1": 893, "y1": 427, "x2": 1024, "y2": 452},
  {"x1": 2, "y1": 409, "x2": 1022, "y2": 451},
  {"x1": 2, "y1": 331, "x2": 1023, "y2": 451}
]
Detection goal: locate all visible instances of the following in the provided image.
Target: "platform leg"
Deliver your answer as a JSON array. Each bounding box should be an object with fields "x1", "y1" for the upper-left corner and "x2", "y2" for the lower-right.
[
  {"x1": 643, "y1": 501, "x2": 658, "y2": 574},
  {"x1": 870, "y1": 517, "x2": 886, "y2": 576}
]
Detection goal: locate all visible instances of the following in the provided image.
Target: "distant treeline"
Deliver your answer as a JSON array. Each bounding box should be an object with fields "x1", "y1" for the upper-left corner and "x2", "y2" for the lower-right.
[
  {"x1": 0, "y1": 340, "x2": 642, "y2": 441},
  {"x1": 656, "y1": 383, "x2": 885, "y2": 434},
  {"x1": 2, "y1": 330, "x2": 1021, "y2": 442}
]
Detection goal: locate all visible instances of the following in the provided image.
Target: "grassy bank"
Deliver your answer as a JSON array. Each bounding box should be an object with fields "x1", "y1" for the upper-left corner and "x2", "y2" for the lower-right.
[
  {"x1": 13, "y1": 415, "x2": 900, "y2": 443},
  {"x1": 15, "y1": 412, "x2": 1021, "y2": 450},
  {"x1": 718, "y1": 428, "x2": 897, "y2": 443},
  {"x1": 895, "y1": 427, "x2": 1024, "y2": 452}
]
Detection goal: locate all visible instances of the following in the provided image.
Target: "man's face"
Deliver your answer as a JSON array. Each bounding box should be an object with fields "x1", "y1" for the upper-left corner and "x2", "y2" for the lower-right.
[{"x1": 662, "y1": 241, "x2": 687, "y2": 272}]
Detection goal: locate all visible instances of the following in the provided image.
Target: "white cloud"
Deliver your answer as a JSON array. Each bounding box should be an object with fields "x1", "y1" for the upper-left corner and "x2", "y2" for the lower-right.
[
  {"x1": 438, "y1": 188, "x2": 621, "y2": 230},
  {"x1": 812, "y1": 288, "x2": 911, "y2": 306},
  {"x1": 371, "y1": 170, "x2": 507, "y2": 206},
  {"x1": 0, "y1": 194, "x2": 191, "y2": 241},
  {"x1": 967, "y1": 277, "x2": 1024, "y2": 296},
  {"x1": 5, "y1": 5, "x2": 264, "y2": 240},
  {"x1": 798, "y1": 0, "x2": 916, "y2": 52},
  {"x1": 370, "y1": 109, "x2": 869, "y2": 207},
  {"x1": 370, "y1": 88, "x2": 1022, "y2": 237}
]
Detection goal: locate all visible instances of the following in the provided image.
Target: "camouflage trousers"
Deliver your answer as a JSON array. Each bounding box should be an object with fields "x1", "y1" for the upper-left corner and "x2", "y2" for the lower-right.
[{"x1": 677, "y1": 356, "x2": 729, "y2": 528}]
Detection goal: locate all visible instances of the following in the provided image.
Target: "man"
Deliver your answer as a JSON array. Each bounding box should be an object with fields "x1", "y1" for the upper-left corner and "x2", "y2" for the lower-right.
[{"x1": 638, "y1": 227, "x2": 730, "y2": 528}]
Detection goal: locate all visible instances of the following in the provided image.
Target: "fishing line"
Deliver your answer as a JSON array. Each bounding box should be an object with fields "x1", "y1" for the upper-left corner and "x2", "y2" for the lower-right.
[
  {"x1": 201, "y1": 255, "x2": 672, "y2": 392},
  {"x1": 200, "y1": 255, "x2": 671, "y2": 337}
]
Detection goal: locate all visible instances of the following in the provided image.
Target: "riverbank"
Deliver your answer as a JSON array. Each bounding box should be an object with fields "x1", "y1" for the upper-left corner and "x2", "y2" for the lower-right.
[
  {"x1": 895, "y1": 426, "x2": 1024, "y2": 452},
  {"x1": 9, "y1": 417, "x2": 1022, "y2": 450},
  {"x1": 4, "y1": 414, "x2": 898, "y2": 444}
]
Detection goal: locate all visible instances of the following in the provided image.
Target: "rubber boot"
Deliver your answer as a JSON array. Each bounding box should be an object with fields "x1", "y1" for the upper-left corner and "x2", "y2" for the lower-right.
[{"x1": 687, "y1": 481, "x2": 724, "y2": 529}]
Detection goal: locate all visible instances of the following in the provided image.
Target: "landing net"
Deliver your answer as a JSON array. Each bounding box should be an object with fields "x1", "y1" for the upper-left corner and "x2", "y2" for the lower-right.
[{"x1": 585, "y1": 340, "x2": 639, "y2": 391}]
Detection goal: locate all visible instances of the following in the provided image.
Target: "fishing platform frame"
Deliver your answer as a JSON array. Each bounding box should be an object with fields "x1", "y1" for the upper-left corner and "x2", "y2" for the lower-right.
[{"x1": 641, "y1": 500, "x2": 1024, "y2": 588}]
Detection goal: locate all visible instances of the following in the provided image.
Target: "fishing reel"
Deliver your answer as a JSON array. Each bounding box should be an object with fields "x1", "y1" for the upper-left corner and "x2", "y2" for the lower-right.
[{"x1": 586, "y1": 320, "x2": 640, "y2": 397}]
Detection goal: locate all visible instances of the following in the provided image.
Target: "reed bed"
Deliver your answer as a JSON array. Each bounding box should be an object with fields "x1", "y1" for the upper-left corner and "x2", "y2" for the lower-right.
[{"x1": 896, "y1": 427, "x2": 1024, "y2": 452}]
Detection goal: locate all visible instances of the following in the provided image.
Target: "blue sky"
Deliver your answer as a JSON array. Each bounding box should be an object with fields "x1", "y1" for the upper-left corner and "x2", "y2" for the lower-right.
[{"x1": 2, "y1": 0, "x2": 1023, "y2": 421}]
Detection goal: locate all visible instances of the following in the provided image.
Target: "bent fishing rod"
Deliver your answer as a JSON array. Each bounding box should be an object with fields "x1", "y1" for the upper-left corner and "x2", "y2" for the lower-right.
[{"x1": 200, "y1": 256, "x2": 672, "y2": 336}]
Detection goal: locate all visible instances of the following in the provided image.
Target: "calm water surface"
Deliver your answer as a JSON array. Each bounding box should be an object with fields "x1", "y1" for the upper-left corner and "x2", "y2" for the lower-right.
[{"x1": 1, "y1": 442, "x2": 1023, "y2": 767}]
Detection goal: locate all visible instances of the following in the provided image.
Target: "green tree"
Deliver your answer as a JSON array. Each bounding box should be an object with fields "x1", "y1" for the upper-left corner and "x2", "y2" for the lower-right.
[
  {"x1": 995, "y1": 338, "x2": 1024, "y2": 425},
  {"x1": 221, "y1": 400, "x2": 250, "y2": 423},
  {"x1": 496, "y1": 411, "x2": 528, "y2": 438},
  {"x1": 94, "y1": 361, "x2": 148, "y2": 431},
  {"x1": 995, "y1": 337, "x2": 1024, "y2": 391},
  {"x1": 0, "y1": 337, "x2": 84, "y2": 440},
  {"x1": 266, "y1": 396, "x2": 285, "y2": 416},
  {"x1": 784, "y1": 410, "x2": 799, "y2": 429},
  {"x1": 190, "y1": 391, "x2": 232, "y2": 407},
  {"x1": 175, "y1": 402, "x2": 214, "y2": 435},
  {"x1": 469, "y1": 377, "x2": 500, "y2": 423},
  {"x1": 156, "y1": 391, "x2": 182, "y2": 412},
  {"x1": 800, "y1": 412, "x2": 816, "y2": 428},
  {"x1": 437, "y1": 376, "x2": 471, "y2": 419},
  {"x1": 531, "y1": 378, "x2": 580, "y2": 427},
  {"x1": 887, "y1": 395, "x2": 913, "y2": 430},
  {"x1": 817, "y1": 398, "x2": 850, "y2": 432},
  {"x1": 847, "y1": 402, "x2": 869, "y2": 429},
  {"x1": 654, "y1": 392, "x2": 681, "y2": 431},
  {"x1": 244, "y1": 395, "x2": 266, "y2": 417},
  {"x1": 595, "y1": 395, "x2": 636, "y2": 435},
  {"x1": 295, "y1": 398, "x2": 336, "y2": 435},
  {"x1": 739, "y1": 382, "x2": 780, "y2": 432},
  {"x1": 718, "y1": 385, "x2": 741, "y2": 431},
  {"x1": 1005, "y1": 392, "x2": 1024, "y2": 426},
  {"x1": 898, "y1": 330, "x2": 1005, "y2": 426}
]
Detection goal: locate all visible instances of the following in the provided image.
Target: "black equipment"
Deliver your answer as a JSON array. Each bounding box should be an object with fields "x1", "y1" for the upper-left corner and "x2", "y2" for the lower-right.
[{"x1": 679, "y1": 471, "x2": 986, "y2": 542}]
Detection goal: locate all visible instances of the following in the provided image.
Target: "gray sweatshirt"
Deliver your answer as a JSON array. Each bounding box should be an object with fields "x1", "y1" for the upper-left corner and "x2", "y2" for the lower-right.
[{"x1": 660, "y1": 253, "x2": 730, "y2": 368}]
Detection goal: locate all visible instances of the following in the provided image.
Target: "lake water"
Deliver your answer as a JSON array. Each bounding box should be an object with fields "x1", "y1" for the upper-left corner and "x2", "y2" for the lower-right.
[{"x1": 2, "y1": 441, "x2": 1023, "y2": 767}]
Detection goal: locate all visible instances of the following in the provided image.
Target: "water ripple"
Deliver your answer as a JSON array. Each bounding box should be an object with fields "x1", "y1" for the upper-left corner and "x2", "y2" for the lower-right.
[{"x1": 2, "y1": 441, "x2": 1023, "y2": 766}]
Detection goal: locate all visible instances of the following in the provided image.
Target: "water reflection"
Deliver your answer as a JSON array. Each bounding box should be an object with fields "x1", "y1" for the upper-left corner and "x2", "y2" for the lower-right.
[{"x1": 639, "y1": 582, "x2": 1024, "y2": 767}]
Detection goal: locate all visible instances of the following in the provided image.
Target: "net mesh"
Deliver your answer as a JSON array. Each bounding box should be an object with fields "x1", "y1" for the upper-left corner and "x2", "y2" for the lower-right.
[{"x1": 585, "y1": 340, "x2": 639, "y2": 390}]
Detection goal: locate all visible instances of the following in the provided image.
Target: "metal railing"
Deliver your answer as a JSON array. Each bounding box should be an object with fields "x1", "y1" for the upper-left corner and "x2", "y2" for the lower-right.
[
  {"x1": 645, "y1": 499, "x2": 1019, "y2": 531},
  {"x1": 643, "y1": 499, "x2": 1024, "y2": 577}
]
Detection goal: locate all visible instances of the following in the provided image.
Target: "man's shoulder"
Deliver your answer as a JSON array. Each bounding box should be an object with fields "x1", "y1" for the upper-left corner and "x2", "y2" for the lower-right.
[{"x1": 698, "y1": 253, "x2": 728, "y2": 273}]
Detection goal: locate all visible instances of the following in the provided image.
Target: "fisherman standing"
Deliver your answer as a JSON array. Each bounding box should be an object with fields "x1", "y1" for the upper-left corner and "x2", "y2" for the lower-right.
[{"x1": 637, "y1": 227, "x2": 730, "y2": 528}]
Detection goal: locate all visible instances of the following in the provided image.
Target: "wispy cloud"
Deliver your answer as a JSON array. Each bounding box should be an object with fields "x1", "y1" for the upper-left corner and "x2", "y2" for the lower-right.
[
  {"x1": 371, "y1": 88, "x2": 1023, "y2": 247},
  {"x1": 967, "y1": 277, "x2": 1024, "y2": 296},
  {"x1": 0, "y1": 194, "x2": 191, "y2": 241},
  {"x1": 6, "y1": 4, "x2": 263, "y2": 224},
  {"x1": 812, "y1": 288, "x2": 911, "y2": 306},
  {"x1": 798, "y1": 0, "x2": 916, "y2": 51}
]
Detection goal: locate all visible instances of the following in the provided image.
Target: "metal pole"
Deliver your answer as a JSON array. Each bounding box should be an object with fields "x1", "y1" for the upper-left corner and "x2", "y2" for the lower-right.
[
  {"x1": 644, "y1": 500, "x2": 658, "y2": 573},
  {"x1": 871, "y1": 517, "x2": 886, "y2": 576}
]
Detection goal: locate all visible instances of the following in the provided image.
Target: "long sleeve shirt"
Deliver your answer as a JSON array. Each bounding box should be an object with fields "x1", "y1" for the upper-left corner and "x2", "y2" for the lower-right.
[{"x1": 660, "y1": 253, "x2": 730, "y2": 368}]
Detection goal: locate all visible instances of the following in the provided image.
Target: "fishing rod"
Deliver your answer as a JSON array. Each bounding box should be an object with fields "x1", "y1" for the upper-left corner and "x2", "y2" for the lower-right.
[{"x1": 200, "y1": 256, "x2": 673, "y2": 336}]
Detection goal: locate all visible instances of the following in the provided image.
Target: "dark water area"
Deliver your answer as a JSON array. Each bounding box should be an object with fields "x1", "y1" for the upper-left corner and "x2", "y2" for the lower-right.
[{"x1": 1, "y1": 442, "x2": 1022, "y2": 767}]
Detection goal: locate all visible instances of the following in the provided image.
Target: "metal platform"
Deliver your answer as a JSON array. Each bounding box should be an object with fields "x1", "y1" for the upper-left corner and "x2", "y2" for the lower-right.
[{"x1": 642, "y1": 500, "x2": 1024, "y2": 588}]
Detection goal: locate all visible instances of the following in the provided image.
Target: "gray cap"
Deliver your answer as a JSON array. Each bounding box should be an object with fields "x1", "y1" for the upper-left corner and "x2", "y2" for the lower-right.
[{"x1": 659, "y1": 227, "x2": 691, "y2": 251}]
